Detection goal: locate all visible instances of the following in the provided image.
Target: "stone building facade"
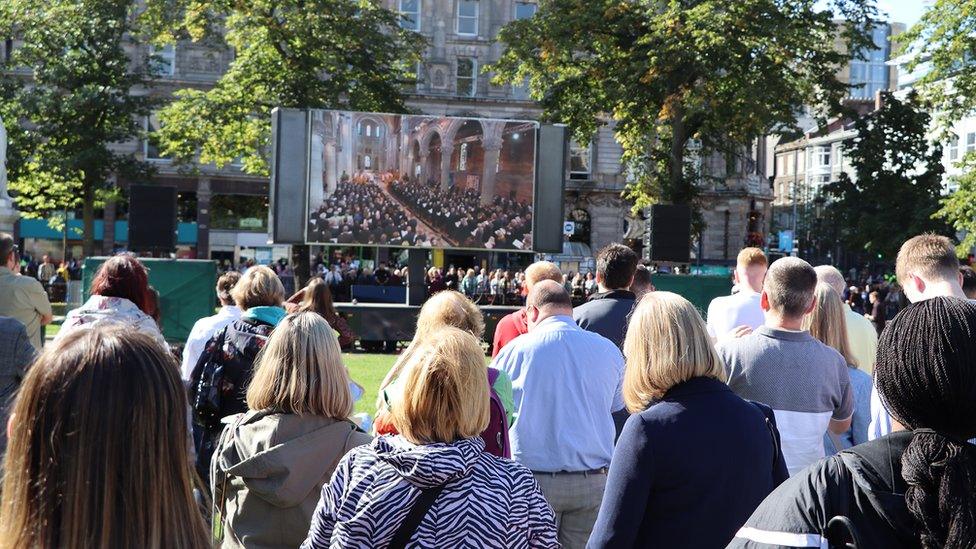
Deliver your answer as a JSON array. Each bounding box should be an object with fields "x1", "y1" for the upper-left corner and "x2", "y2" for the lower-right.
[{"x1": 5, "y1": 1, "x2": 774, "y2": 266}]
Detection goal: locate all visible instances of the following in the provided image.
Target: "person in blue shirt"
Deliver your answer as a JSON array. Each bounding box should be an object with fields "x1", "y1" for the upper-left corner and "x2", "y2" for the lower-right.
[
  {"x1": 492, "y1": 280, "x2": 625, "y2": 549},
  {"x1": 802, "y1": 283, "x2": 872, "y2": 454},
  {"x1": 587, "y1": 292, "x2": 788, "y2": 549}
]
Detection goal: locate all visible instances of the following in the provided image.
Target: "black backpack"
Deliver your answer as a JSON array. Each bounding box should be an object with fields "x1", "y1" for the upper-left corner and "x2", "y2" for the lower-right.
[{"x1": 190, "y1": 327, "x2": 230, "y2": 430}]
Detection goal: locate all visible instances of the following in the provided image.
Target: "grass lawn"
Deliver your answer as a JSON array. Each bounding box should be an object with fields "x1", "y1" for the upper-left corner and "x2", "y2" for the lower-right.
[
  {"x1": 48, "y1": 320, "x2": 396, "y2": 418},
  {"x1": 344, "y1": 353, "x2": 397, "y2": 417}
]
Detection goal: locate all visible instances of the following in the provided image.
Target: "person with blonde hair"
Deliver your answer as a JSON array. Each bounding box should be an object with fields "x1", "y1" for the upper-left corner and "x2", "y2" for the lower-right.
[
  {"x1": 803, "y1": 284, "x2": 872, "y2": 455},
  {"x1": 814, "y1": 265, "x2": 877, "y2": 372},
  {"x1": 189, "y1": 265, "x2": 288, "y2": 481},
  {"x1": 706, "y1": 247, "x2": 768, "y2": 342},
  {"x1": 373, "y1": 291, "x2": 513, "y2": 457},
  {"x1": 492, "y1": 260, "x2": 564, "y2": 357},
  {"x1": 301, "y1": 328, "x2": 558, "y2": 548},
  {"x1": 0, "y1": 326, "x2": 210, "y2": 548},
  {"x1": 588, "y1": 292, "x2": 787, "y2": 548},
  {"x1": 211, "y1": 312, "x2": 371, "y2": 548}
]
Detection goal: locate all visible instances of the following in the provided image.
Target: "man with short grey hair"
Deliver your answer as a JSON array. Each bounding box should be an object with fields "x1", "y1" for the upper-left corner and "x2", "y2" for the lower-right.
[
  {"x1": 0, "y1": 233, "x2": 52, "y2": 349},
  {"x1": 718, "y1": 257, "x2": 853, "y2": 476},
  {"x1": 492, "y1": 280, "x2": 625, "y2": 548},
  {"x1": 815, "y1": 265, "x2": 877, "y2": 372}
]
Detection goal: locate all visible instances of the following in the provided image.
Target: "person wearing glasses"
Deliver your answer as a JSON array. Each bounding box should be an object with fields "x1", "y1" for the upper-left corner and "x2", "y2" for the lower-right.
[{"x1": 0, "y1": 233, "x2": 52, "y2": 349}]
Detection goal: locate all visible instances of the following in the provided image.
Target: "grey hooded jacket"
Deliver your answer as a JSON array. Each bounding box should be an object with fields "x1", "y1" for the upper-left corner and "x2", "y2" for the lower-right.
[{"x1": 212, "y1": 409, "x2": 372, "y2": 548}]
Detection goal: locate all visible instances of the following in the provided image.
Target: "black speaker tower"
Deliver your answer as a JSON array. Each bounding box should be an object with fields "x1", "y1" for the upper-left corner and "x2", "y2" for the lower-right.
[
  {"x1": 648, "y1": 204, "x2": 691, "y2": 263},
  {"x1": 128, "y1": 185, "x2": 177, "y2": 253}
]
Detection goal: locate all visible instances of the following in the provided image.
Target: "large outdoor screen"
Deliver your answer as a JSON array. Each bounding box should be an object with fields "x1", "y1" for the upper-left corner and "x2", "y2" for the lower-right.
[{"x1": 305, "y1": 110, "x2": 538, "y2": 251}]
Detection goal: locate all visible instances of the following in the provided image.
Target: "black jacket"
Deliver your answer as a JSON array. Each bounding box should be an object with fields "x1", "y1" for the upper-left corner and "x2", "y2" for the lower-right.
[
  {"x1": 572, "y1": 289, "x2": 636, "y2": 349},
  {"x1": 728, "y1": 431, "x2": 918, "y2": 548}
]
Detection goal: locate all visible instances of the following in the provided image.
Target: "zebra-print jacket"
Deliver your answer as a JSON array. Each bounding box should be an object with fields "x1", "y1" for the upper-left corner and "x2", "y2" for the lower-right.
[{"x1": 301, "y1": 435, "x2": 560, "y2": 548}]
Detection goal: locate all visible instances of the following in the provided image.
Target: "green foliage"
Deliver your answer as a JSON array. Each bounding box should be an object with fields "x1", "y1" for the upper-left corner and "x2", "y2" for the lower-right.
[
  {"x1": 900, "y1": 0, "x2": 976, "y2": 128},
  {"x1": 0, "y1": 0, "x2": 155, "y2": 255},
  {"x1": 902, "y1": 0, "x2": 976, "y2": 256},
  {"x1": 491, "y1": 0, "x2": 877, "y2": 213},
  {"x1": 823, "y1": 92, "x2": 951, "y2": 259},
  {"x1": 142, "y1": 0, "x2": 427, "y2": 176}
]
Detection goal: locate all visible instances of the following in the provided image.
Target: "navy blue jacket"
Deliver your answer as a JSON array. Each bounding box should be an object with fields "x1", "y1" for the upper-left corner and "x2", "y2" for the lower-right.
[
  {"x1": 588, "y1": 377, "x2": 789, "y2": 549},
  {"x1": 573, "y1": 289, "x2": 636, "y2": 349}
]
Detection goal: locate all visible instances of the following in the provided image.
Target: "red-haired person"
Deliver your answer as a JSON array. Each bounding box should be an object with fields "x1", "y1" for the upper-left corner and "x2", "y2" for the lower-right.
[{"x1": 56, "y1": 254, "x2": 165, "y2": 346}]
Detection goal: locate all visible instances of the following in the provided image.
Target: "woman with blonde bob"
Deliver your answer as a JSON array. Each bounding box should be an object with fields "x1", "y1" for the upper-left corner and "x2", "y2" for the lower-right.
[
  {"x1": 211, "y1": 312, "x2": 371, "y2": 549},
  {"x1": 373, "y1": 291, "x2": 514, "y2": 457},
  {"x1": 589, "y1": 292, "x2": 788, "y2": 549},
  {"x1": 0, "y1": 326, "x2": 210, "y2": 549},
  {"x1": 803, "y1": 283, "x2": 872, "y2": 454},
  {"x1": 301, "y1": 328, "x2": 558, "y2": 548}
]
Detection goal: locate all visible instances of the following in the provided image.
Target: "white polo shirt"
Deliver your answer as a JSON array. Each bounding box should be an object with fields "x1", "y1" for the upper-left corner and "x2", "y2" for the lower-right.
[{"x1": 706, "y1": 290, "x2": 765, "y2": 341}]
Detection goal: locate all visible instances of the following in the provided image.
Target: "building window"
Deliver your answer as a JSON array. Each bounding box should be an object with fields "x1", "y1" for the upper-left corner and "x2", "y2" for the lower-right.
[
  {"x1": 514, "y1": 1, "x2": 537, "y2": 20},
  {"x1": 949, "y1": 134, "x2": 959, "y2": 161},
  {"x1": 399, "y1": 0, "x2": 421, "y2": 31},
  {"x1": 967, "y1": 132, "x2": 975, "y2": 153},
  {"x1": 457, "y1": 0, "x2": 479, "y2": 36},
  {"x1": 569, "y1": 140, "x2": 592, "y2": 180},
  {"x1": 816, "y1": 146, "x2": 830, "y2": 167},
  {"x1": 458, "y1": 143, "x2": 469, "y2": 170},
  {"x1": 144, "y1": 113, "x2": 166, "y2": 161},
  {"x1": 3, "y1": 38, "x2": 12, "y2": 63},
  {"x1": 456, "y1": 57, "x2": 476, "y2": 96},
  {"x1": 148, "y1": 44, "x2": 175, "y2": 76}
]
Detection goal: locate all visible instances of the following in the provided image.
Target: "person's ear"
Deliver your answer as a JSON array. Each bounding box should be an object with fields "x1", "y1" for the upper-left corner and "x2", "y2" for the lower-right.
[
  {"x1": 733, "y1": 270, "x2": 741, "y2": 285},
  {"x1": 805, "y1": 295, "x2": 817, "y2": 315},
  {"x1": 760, "y1": 291, "x2": 771, "y2": 312}
]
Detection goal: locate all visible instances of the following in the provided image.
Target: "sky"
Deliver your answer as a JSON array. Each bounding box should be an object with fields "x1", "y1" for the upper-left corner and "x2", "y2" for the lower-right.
[
  {"x1": 877, "y1": 0, "x2": 932, "y2": 27},
  {"x1": 815, "y1": 0, "x2": 932, "y2": 27}
]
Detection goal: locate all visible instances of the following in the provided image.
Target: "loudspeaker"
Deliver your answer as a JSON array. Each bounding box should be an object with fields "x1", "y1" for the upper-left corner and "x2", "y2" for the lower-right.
[
  {"x1": 649, "y1": 204, "x2": 691, "y2": 263},
  {"x1": 128, "y1": 185, "x2": 177, "y2": 251},
  {"x1": 269, "y1": 108, "x2": 310, "y2": 244},
  {"x1": 532, "y1": 123, "x2": 568, "y2": 254}
]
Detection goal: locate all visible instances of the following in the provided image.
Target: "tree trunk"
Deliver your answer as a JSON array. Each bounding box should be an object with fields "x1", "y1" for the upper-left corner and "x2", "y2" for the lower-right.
[
  {"x1": 291, "y1": 243, "x2": 311, "y2": 291},
  {"x1": 82, "y1": 181, "x2": 95, "y2": 258},
  {"x1": 668, "y1": 109, "x2": 689, "y2": 205}
]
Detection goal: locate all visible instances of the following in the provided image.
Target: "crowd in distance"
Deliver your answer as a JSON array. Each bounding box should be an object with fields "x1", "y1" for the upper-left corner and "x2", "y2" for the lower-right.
[
  {"x1": 307, "y1": 176, "x2": 532, "y2": 250},
  {"x1": 0, "y1": 232, "x2": 973, "y2": 548}
]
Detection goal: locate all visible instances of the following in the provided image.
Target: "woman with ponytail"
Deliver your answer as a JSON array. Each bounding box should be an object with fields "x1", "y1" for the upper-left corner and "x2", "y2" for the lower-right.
[{"x1": 729, "y1": 296, "x2": 976, "y2": 549}]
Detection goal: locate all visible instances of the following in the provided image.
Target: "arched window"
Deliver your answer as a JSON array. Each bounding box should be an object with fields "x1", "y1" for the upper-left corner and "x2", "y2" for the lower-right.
[
  {"x1": 459, "y1": 143, "x2": 469, "y2": 171},
  {"x1": 364, "y1": 155, "x2": 371, "y2": 168},
  {"x1": 568, "y1": 208, "x2": 591, "y2": 245}
]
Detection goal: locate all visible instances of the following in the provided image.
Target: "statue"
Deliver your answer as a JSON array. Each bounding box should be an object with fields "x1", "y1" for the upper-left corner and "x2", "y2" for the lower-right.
[
  {"x1": 0, "y1": 113, "x2": 8, "y2": 200},
  {"x1": 0, "y1": 114, "x2": 18, "y2": 233}
]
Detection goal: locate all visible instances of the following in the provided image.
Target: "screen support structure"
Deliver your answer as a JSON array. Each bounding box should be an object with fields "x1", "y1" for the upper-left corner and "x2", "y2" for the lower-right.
[{"x1": 406, "y1": 249, "x2": 427, "y2": 306}]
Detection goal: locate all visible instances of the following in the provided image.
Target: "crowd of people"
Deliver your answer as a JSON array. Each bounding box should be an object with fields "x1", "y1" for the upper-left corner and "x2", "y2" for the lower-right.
[
  {"x1": 0, "y1": 230, "x2": 975, "y2": 548},
  {"x1": 307, "y1": 181, "x2": 443, "y2": 247},
  {"x1": 389, "y1": 179, "x2": 533, "y2": 250}
]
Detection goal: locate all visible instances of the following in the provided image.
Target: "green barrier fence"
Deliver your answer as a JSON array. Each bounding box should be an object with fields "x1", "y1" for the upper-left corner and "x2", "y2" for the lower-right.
[
  {"x1": 651, "y1": 273, "x2": 732, "y2": 315},
  {"x1": 82, "y1": 258, "x2": 218, "y2": 342}
]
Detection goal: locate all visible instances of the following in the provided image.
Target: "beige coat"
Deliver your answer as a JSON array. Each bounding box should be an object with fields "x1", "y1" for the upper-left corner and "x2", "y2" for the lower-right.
[{"x1": 212, "y1": 410, "x2": 371, "y2": 548}]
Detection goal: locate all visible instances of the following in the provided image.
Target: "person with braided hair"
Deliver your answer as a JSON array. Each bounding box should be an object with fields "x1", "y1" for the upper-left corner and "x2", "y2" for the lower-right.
[
  {"x1": 729, "y1": 296, "x2": 976, "y2": 549},
  {"x1": 868, "y1": 234, "x2": 971, "y2": 440}
]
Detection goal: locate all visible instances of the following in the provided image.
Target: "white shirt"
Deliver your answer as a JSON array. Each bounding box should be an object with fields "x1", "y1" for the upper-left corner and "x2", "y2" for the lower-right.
[
  {"x1": 180, "y1": 305, "x2": 242, "y2": 382},
  {"x1": 706, "y1": 290, "x2": 765, "y2": 341}
]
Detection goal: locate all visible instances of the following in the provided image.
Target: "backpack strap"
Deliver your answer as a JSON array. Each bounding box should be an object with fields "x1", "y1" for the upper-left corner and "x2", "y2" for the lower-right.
[
  {"x1": 487, "y1": 367, "x2": 500, "y2": 386},
  {"x1": 388, "y1": 485, "x2": 446, "y2": 549}
]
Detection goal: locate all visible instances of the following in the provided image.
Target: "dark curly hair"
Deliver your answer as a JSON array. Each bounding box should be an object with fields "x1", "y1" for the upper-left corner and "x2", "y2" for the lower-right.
[{"x1": 875, "y1": 297, "x2": 976, "y2": 548}]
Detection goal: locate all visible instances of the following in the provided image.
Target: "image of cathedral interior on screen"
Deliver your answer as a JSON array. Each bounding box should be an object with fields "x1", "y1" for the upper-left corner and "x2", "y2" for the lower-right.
[{"x1": 306, "y1": 110, "x2": 537, "y2": 251}]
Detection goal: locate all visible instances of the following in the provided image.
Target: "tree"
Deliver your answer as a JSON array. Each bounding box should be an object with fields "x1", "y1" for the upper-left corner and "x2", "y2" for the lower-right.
[
  {"x1": 0, "y1": 0, "x2": 155, "y2": 257},
  {"x1": 142, "y1": 0, "x2": 425, "y2": 174},
  {"x1": 822, "y1": 92, "x2": 950, "y2": 261},
  {"x1": 141, "y1": 0, "x2": 425, "y2": 284},
  {"x1": 491, "y1": 0, "x2": 876, "y2": 214},
  {"x1": 902, "y1": 0, "x2": 976, "y2": 255}
]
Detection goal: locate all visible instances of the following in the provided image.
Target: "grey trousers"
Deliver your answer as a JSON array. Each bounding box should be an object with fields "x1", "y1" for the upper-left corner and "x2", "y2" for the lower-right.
[{"x1": 533, "y1": 472, "x2": 607, "y2": 549}]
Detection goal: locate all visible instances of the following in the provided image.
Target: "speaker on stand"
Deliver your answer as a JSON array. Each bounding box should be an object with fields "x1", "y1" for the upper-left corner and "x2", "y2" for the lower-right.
[
  {"x1": 647, "y1": 204, "x2": 691, "y2": 264},
  {"x1": 127, "y1": 185, "x2": 177, "y2": 255}
]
